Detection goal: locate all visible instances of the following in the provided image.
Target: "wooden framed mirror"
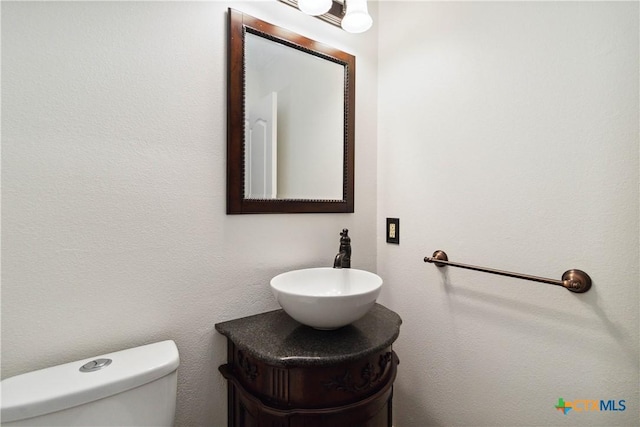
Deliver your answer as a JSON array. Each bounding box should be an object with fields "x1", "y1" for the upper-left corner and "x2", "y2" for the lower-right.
[{"x1": 227, "y1": 9, "x2": 355, "y2": 214}]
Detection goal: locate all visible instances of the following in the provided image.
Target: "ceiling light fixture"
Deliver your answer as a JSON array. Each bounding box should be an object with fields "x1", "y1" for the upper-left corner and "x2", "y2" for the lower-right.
[
  {"x1": 278, "y1": 0, "x2": 372, "y2": 34},
  {"x1": 341, "y1": 0, "x2": 372, "y2": 33},
  {"x1": 297, "y1": 0, "x2": 332, "y2": 16}
]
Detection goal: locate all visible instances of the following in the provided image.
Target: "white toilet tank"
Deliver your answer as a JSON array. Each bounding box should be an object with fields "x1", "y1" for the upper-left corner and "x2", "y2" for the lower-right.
[{"x1": 1, "y1": 340, "x2": 179, "y2": 426}]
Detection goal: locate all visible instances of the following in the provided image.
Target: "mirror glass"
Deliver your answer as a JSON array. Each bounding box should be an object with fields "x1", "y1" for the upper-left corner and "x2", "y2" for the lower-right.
[
  {"x1": 245, "y1": 33, "x2": 344, "y2": 200},
  {"x1": 227, "y1": 9, "x2": 355, "y2": 214}
]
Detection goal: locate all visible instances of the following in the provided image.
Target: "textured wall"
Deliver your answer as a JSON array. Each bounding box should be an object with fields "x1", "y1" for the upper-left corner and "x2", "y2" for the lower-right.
[
  {"x1": 377, "y1": 2, "x2": 639, "y2": 426},
  {"x1": 1, "y1": 2, "x2": 378, "y2": 426}
]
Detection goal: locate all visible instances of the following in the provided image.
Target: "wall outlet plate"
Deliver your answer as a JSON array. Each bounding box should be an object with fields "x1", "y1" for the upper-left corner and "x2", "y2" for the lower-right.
[{"x1": 386, "y1": 218, "x2": 399, "y2": 244}]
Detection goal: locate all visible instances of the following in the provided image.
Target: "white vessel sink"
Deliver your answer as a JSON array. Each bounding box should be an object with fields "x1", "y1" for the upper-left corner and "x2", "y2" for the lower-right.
[{"x1": 270, "y1": 267, "x2": 383, "y2": 330}]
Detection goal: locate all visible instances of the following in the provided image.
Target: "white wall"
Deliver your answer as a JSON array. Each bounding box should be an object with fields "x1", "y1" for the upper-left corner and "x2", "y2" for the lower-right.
[
  {"x1": 377, "y1": 2, "x2": 639, "y2": 426},
  {"x1": 1, "y1": 2, "x2": 378, "y2": 426}
]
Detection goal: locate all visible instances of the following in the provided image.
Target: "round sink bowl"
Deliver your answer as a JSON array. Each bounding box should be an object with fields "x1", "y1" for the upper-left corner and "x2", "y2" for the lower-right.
[{"x1": 270, "y1": 267, "x2": 383, "y2": 330}]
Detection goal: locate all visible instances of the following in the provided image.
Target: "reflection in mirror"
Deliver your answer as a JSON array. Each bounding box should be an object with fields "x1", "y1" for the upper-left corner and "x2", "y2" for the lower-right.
[
  {"x1": 245, "y1": 33, "x2": 344, "y2": 200},
  {"x1": 227, "y1": 9, "x2": 355, "y2": 214}
]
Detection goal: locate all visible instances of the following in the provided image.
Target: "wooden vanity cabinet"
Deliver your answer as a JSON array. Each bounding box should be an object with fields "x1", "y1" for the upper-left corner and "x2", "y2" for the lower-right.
[{"x1": 216, "y1": 304, "x2": 402, "y2": 427}]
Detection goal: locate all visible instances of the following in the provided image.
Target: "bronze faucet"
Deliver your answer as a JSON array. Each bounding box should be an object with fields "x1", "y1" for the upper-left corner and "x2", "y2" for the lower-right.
[{"x1": 333, "y1": 229, "x2": 351, "y2": 268}]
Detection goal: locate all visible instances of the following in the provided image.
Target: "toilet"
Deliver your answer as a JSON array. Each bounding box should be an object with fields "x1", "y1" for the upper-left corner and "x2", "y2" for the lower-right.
[{"x1": 1, "y1": 340, "x2": 179, "y2": 426}]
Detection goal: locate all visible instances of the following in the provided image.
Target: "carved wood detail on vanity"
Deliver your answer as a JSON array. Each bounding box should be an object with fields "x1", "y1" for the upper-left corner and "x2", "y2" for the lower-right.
[
  {"x1": 323, "y1": 351, "x2": 395, "y2": 394},
  {"x1": 225, "y1": 343, "x2": 398, "y2": 409},
  {"x1": 270, "y1": 368, "x2": 289, "y2": 402},
  {"x1": 219, "y1": 349, "x2": 398, "y2": 427},
  {"x1": 237, "y1": 350, "x2": 259, "y2": 382}
]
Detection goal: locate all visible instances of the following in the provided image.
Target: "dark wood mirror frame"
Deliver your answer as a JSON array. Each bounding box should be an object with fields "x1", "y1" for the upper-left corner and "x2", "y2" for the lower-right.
[{"x1": 227, "y1": 8, "x2": 355, "y2": 214}]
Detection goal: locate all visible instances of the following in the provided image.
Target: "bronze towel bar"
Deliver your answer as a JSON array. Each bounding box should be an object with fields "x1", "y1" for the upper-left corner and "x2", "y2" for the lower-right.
[{"x1": 423, "y1": 250, "x2": 591, "y2": 293}]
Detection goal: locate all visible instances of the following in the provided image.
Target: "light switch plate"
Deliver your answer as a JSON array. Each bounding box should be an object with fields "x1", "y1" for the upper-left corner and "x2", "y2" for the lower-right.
[{"x1": 386, "y1": 218, "x2": 399, "y2": 244}]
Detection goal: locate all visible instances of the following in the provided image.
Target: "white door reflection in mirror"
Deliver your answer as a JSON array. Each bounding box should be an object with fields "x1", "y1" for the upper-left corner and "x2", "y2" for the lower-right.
[
  {"x1": 245, "y1": 92, "x2": 277, "y2": 199},
  {"x1": 244, "y1": 32, "x2": 344, "y2": 200}
]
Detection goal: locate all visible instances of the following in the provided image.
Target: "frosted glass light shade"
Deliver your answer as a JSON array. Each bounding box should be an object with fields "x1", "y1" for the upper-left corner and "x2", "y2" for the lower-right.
[
  {"x1": 341, "y1": 0, "x2": 372, "y2": 33},
  {"x1": 298, "y1": 0, "x2": 332, "y2": 16}
]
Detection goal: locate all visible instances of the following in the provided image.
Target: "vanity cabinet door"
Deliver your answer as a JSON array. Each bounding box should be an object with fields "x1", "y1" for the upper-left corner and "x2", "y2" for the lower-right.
[
  {"x1": 225, "y1": 378, "x2": 393, "y2": 427},
  {"x1": 220, "y1": 347, "x2": 398, "y2": 427}
]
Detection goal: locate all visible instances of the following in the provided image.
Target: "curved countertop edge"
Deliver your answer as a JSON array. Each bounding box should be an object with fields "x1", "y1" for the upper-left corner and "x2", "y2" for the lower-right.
[{"x1": 215, "y1": 303, "x2": 402, "y2": 367}]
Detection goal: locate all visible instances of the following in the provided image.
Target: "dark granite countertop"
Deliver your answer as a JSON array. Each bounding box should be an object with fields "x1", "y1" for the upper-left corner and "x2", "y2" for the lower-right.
[{"x1": 215, "y1": 303, "x2": 402, "y2": 367}]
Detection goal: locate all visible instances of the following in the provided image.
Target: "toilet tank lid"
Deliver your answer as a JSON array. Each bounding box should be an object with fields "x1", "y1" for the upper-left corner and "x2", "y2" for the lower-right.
[{"x1": 1, "y1": 340, "x2": 179, "y2": 423}]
